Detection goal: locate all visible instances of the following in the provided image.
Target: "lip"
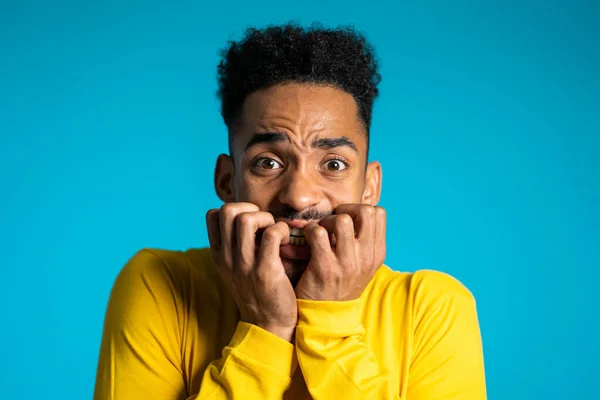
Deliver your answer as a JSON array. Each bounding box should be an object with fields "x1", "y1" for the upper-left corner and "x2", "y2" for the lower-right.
[
  {"x1": 279, "y1": 244, "x2": 311, "y2": 260},
  {"x1": 276, "y1": 218, "x2": 321, "y2": 229}
]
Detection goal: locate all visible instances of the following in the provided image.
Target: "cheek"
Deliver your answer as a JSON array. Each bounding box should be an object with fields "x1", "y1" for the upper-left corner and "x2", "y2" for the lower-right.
[
  {"x1": 322, "y1": 176, "x2": 365, "y2": 205},
  {"x1": 235, "y1": 174, "x2": 278, "y2": 206}
]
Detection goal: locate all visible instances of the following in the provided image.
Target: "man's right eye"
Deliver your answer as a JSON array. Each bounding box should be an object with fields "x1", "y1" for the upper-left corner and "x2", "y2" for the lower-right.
[{"x1": 253, "y1": 157, "x2": 283, "y2": 170}]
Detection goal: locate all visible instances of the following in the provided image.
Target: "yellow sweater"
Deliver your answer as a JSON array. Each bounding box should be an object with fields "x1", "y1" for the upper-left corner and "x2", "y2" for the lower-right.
[{"x1": 94, "y1": 248, "x2": 486, "y2": 399}]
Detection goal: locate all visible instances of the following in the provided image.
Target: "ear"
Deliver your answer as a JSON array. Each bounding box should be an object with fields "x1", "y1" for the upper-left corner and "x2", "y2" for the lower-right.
[
  {"x1": 362, "y1": 161, "x2": 382, "y2": 205},
  {"x1": 214, "y1": 154, "x2": 236, "y2": 203}
]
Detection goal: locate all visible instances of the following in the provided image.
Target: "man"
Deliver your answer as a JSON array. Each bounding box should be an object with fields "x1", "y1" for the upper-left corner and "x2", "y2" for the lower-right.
[{"x1": 94, "y1": 24, "x2": 486, "y2": 399}]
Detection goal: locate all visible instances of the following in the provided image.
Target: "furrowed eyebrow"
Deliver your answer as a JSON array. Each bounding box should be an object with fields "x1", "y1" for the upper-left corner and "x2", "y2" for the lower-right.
[
  {"x1": 244, "y1": 132, "x2": 286, "y2": 151},
  {"x1": 312, "y1": 136, "x2": 358, "y2": 153},
  {"x1": 243, "y1": 133, "x2": 358, "y2": 154}
]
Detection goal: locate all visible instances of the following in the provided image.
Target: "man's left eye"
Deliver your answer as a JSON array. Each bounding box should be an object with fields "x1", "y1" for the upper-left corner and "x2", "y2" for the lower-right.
[{"x1": 322, "y1": 159, "x2": 348, "y2": 171}]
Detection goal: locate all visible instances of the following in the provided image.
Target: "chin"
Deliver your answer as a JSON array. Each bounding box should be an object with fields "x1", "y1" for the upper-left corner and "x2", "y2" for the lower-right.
[{"x1": 282, "y1": 258, "x2": 307, "y2": 287}]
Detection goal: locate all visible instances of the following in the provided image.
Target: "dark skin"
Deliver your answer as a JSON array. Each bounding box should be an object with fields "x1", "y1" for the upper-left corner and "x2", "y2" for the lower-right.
[{"x1": 206, "y1": 83, "x2": 386, "y2": 343}]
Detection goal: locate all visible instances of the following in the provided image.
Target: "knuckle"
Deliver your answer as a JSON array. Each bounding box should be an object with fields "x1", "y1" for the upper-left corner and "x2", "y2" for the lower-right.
[
  {"x1": 261, "y1": 213, "x2": 275, "y2": 226},
  {"x1": 306, "y1": 222, "x2": 320, "y2": 231},
  {"x1": 336, "y1": 214, "x2": 353, "y2": 228},
  {"x1": 236, "y1": 212, "x2": 254, "y2": 227},
  {"x1": 272, "y1": 222, "x2": 289, "y2": 236},
  {"x1": 221, "y1": 203, "x2": 238, "y2": 218},
  {"x1": 262, "y1": 226, "x2": 281, "y2": 242},
  {"x1": 239, "y1": 202, "x2": 260, "y2": 211},
  {"x1": 222, "y1": 203, "x2": 262, "y2": 222},
  {"x1": 255, "y1": 263, "x2": 273, "y2": 281},
  {"x1": 312, "y1": 226, "x2": 328, "y2": 240},
  {"x1": 205, "y1": 208, "x2": 218, "y2": 220},
  {"x1": 274, "y1": 221, "x2": 288, "y2": 229},
  {"x1": 362, "y1": 205, "x2": 376, "y2": 217},
  {"x1": 376, "y1": 207, "x2": 386, "y2": 218},
  {"x1": 237, "y1": 252, "x2": 253, "y2": 268}
]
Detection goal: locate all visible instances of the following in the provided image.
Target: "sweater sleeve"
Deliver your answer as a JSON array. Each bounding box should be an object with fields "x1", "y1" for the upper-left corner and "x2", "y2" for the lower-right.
[
  {"x1": 192, "y1": 321, "x2": 297, "y2": 399},
  {"x1": 295, "y1": 273, "x2": 486, "y2": 399},
  {"x1": 94, "y1": 250, "x2": 296, "y2": 400},
  {"x1": 406, "y1": 272, "x2": 487, "y2": 399},
  {"x1": 295, "y1": 298, "x2": 401, "y2": 400}
]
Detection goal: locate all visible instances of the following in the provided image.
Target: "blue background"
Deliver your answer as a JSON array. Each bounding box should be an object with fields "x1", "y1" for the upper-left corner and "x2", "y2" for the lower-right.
[{"x1": 1, "y1": 1, "x2": 598, "y2": 398}]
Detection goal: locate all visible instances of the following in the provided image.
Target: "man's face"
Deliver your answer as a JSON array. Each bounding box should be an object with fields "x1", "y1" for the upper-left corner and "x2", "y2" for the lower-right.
[{"x1": 215, "y1": 83, "x2": 381, "y2": 284}]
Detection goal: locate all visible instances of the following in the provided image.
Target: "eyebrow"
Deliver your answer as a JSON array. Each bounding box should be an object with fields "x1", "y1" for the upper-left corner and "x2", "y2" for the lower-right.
[
  {"x1": 244, "y1": 132, "x2": 286, "y2": 151},
  {"x1": 243, "y1": 132, "x2": 358, "y2": 153},
  {"x1": 312, "y1": 136, "x2": 358, "y2": 153}
]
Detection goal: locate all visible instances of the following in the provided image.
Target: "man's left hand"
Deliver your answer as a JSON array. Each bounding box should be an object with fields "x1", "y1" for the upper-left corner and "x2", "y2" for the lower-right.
[{"x1": 295, "y1": 204, "x2": 387, "y2": 301}]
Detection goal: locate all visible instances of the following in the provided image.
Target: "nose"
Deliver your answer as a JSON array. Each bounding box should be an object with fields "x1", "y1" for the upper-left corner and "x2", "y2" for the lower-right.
[{"x1": 277, "y1": 168, "x2": 322, "y2": 212}]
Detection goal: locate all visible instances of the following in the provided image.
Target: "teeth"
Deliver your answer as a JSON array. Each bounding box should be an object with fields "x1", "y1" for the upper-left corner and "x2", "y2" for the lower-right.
[
  {"x1": 289, "y1": 236, "x2": 306, "y2": 245},
  {"x1": 288, "y1": 227, "x2": 306, "y2": 245},
  {"x1": 289, "y1": 227, "x2": 304, "y2": 236}
]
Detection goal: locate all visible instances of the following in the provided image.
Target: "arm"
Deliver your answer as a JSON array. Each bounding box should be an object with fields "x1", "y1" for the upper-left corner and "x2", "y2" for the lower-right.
[
  {"x1": 295, "y1": 298, "x2": 401, "y2": 399},
  {"x1": 93, "y1": 250, "x2": 296, "y2": 400},
  {"x1": 406, "y1": 280, "x2": 486, "y2": 399},
  {"x1": 294, "y1": 205, "x2": 400, "y2": 399},
  {"x1": 194, "y1": 321, "x2": 297, "y2": 399},
  {"x1": 294, "y1": 280, "x2": 487, "y2": 399}
]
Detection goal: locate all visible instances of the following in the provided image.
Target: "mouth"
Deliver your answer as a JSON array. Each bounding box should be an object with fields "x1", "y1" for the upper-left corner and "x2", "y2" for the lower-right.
[
  {"x1": 289, "y1": 227, "x2": 306, "y2": 246},
  {"x1": 279, "y1": 223, "x2": 312, "y2": 260}
]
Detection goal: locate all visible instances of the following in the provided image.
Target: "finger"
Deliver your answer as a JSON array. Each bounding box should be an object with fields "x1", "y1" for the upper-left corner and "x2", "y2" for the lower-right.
[
  {"x1": 334, "y1": 204, "x2": 375, "y2": 244},
  {"x1": 219, "y1": 202, "x2": 260, "y2": 270},
  {"x1": 236, "y1": 211, "x2": 275, "y2": 273},
  {"x1": 257, "y1": 221, "x2": 290, "y2": 265},
  {"x1": 319, "y1": 214, "x2": 355, "y2": 257},
  {"x1": 205, "y1": 209, "x2": 222, "y2": 263},
  {"x1": 303, "y1": 222, "x2": 333, "y2": 258},
  {"x1": 374, "y1": 206, "x2": 387, "y2": 267}
]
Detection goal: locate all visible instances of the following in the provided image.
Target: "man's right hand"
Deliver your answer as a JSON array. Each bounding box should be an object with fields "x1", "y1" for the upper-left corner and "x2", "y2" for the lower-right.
[{"x1": 206, "y1": 203, "x2": 298, "y2": 343}]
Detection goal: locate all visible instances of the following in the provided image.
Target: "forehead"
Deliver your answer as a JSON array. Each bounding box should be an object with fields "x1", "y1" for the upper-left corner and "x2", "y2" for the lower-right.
[{"x1": 232, "y1": 83, "x2": 367, "y2": 151}]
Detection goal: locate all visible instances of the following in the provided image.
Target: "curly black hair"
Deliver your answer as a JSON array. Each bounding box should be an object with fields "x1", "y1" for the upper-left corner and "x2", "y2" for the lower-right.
[{"x1": 217, "y1": 23, "x2": 381, "y2": 137}]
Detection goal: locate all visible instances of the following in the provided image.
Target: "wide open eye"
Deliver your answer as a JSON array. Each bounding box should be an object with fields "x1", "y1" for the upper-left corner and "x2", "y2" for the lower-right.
[
  {"x1": 253, "y1": 157, "x2": 283, "y2": 170},
  {"x1": 322, "y1": 158, "x2": 348, "y2": 172}
]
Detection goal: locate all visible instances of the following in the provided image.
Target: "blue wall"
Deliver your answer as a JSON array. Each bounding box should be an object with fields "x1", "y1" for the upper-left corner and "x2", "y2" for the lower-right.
[{"x1": 1, "y1": 1, "x2": 598, "y2": 398}]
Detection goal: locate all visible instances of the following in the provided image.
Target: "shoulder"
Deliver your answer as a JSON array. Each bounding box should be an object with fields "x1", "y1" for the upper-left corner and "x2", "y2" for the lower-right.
[
  {"x1": 374, "y1": 266, "x2": 476, "y2": 310},
  {"x1": 404, "y1": 270, "x2": 478, "y2": 326},
  {"x1": 118, "y1": 247, "x2": 214, "y2": 279},
  {"x1": 109, "y1": 247, "x2": 216, "y2": 309},
  {"x1": 409, "y1": 269, "x2": 474, "y2": 300},
  {"x1": 373, "y1": 268, "x2": 480, "y2": 344}
]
